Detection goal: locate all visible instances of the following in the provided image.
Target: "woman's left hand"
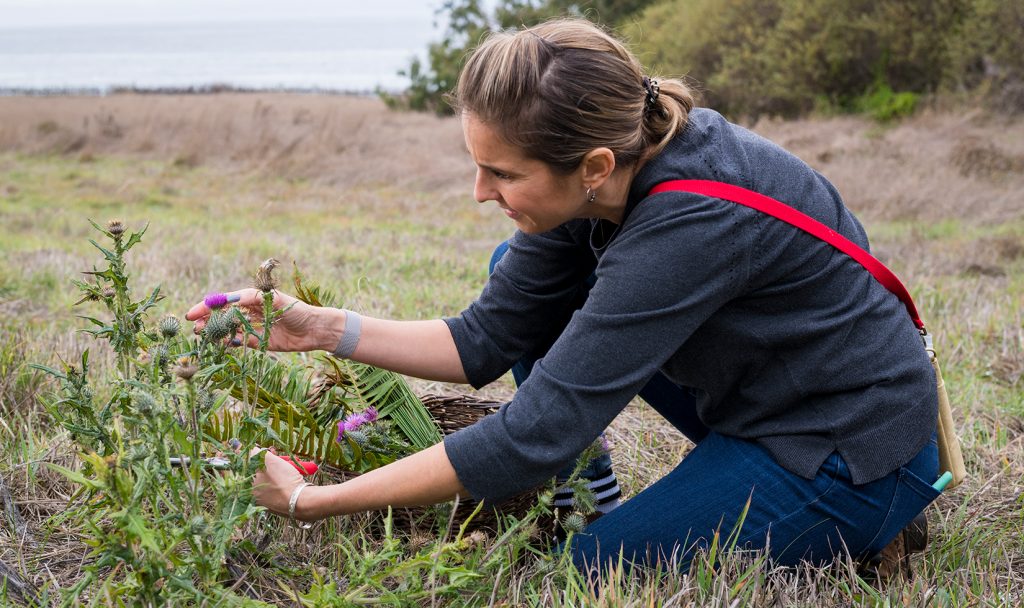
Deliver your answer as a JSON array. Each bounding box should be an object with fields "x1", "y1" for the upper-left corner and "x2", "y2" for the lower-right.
[{"x1": 185, "y1": 288, "x2": 344, "y2": 353}]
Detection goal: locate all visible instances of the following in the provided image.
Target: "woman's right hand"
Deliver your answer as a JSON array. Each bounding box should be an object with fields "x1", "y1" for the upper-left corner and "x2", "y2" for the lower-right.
[
  {"x1": 185, "y1": 288, "x2": 346, "y2": 353},
  {"x1": 252, "y1": 447, "x2": 313, "y2": 520}
]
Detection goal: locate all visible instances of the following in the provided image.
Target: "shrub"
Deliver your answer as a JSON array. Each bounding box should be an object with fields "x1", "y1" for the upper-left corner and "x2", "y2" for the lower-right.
[
  {"x1": 855, "y1": 83, "x2": 920, "y2": 122},
  {"x1": 946, "y1": 0, "x2": 1024, "y2": 113},
  {"x1": 626, "y1": 0, "x2": 992, "y2": 120}
]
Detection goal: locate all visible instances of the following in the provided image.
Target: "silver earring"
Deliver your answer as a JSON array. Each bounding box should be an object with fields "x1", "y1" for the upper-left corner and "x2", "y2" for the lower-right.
[{"x1": 586, "y1": 186, "x2": 597, "y2": 203}]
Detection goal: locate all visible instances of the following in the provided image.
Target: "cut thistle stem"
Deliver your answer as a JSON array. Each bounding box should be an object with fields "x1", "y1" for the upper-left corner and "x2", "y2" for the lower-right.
[
  {"x1": 186, "y1": 379, "x2": 201, "y2": 467},
  {"x1": 259, "y1": 290, "x2": 274, "y2": 353}
]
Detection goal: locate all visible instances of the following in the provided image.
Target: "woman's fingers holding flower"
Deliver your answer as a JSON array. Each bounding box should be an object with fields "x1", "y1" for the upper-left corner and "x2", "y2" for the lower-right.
[
  {"x1": 185, "y1": 288, "x2": 322, "y2": 352},
  {"x1": 185, "y1": 289, "x2": 251, "y2": 322},
  {"x1": 185, "y1": 288, "x2": 275, "y2": 338}
]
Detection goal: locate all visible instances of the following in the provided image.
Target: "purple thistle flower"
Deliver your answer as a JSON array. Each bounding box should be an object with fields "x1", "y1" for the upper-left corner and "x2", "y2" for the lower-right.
[
  {"x1": 205, "y1": 293, "x2": 228, "y2": 308},
  {"x1": 343, "y1": 412, "x2": 365, "y2": 429},
  {"x1": 204, "y1": 292, "x2": 241, "y2": 309},
  {"x1": 335, "y1": 408, "x2": 379, "y2": 443}
]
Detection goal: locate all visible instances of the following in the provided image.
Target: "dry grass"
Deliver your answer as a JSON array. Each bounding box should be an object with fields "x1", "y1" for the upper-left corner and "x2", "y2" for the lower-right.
[
  {"x1": 0, "y1": 94, "x2": 472, "y2": 196},
  {"x1": 1, "y1": 94, "x2": 1023, "y2": 606},
  {"x1": 4, "y1": 95, "x2": 1024, "y2": 223},
  {"x1": 754, "y1": 108, "x2": 1024, "y2": 224}
]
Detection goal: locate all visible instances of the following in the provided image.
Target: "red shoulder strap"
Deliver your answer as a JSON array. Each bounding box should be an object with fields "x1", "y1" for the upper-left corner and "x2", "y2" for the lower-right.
[{"x1": 649, "y1": 179, "x2": 926, "y2": 331}]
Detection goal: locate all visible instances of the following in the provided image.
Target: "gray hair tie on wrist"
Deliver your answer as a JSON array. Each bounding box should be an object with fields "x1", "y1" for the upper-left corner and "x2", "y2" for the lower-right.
[{"x1": 333, "y1": 310, "x2": 362, "y2": 358}]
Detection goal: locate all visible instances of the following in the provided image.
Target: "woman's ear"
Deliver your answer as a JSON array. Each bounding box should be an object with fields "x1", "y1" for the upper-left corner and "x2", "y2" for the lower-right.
[{"x1": 581, "y1": 147, "x2": 616, "y2": 189}]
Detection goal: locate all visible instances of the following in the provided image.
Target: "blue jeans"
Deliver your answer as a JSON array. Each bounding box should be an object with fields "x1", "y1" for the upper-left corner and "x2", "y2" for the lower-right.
[
  {"x1": 568, "y1": 433, "x2": 938, "y2": 574},
  {"x1": 489, "y1": 242, "x2": 939, "y2": 571}
]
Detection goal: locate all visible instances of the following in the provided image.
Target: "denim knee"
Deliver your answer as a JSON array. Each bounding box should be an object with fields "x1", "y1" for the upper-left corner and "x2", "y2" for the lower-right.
[
  {"x1": 489, "y1": 240, "x2": 511, "y2": 275},
  {"x1": 566, "y1": 432, "x2": 942, "y2": 574}
]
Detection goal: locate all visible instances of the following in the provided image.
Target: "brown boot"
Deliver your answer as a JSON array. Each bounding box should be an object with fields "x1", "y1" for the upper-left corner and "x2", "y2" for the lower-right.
[{"x1": 859, "y1": 512, "x2": 929, "y2": 579}]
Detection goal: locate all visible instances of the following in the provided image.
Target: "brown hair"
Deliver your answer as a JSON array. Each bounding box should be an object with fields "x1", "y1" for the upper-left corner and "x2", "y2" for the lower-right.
[{"x1": 450, "y1": 18, "x2": 695, "y2": 174}]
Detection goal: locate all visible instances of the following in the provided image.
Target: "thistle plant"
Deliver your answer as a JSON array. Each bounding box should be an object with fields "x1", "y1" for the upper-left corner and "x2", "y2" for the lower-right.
[
  {"x1": 551, "y1": 437, "x2": 606, "y2": 541},
  {"x1": 30, "y1": 350, "x2": 113, "y2": 455},
  {"x1": 34, "y1": 219, "x2": 540, "y2": 606},
  {"x1": 73, "y1": 219, "x2": 163, "y2": 380},
  {"x1": 34, "y1": 219, "x2": 268, "y2": 606}
]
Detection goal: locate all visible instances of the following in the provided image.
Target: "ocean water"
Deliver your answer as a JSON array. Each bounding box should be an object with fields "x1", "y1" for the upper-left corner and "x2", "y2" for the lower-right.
[{"x1": 0, "y1": 17, "x2": 437, "y2": 93}]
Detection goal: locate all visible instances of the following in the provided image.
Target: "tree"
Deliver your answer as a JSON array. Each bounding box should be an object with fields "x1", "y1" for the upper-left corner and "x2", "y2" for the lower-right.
[
  {"x1": 382, "y1": 0, "x2": 659, "y2": 115},
  {"x1": 380, "y1": 0, "x2": 491, "y2": 115}
]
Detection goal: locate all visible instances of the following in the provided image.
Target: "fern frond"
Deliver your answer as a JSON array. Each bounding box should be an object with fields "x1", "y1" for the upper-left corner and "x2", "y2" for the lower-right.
[
  {"x1": 291, "y1": 263, "x2": 339, "y2": 308},
  {"x1": 205, "y1": 351, "x2": 439, "y2": 472},
  {"x1": 289, "y1": 264, "x2": 442, "y2": 448},
  {"x1": 205, "y1": 407, "x2": 384, "y2": 472}
]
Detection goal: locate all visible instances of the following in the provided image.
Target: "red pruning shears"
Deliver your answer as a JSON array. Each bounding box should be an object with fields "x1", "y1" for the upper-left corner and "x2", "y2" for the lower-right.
[
  {"x1": 280, "y1": 456, "x2": 319, "y2": 476},
  {"x1": 170, "y1": 455, "x2": 319, "y2": 476}
]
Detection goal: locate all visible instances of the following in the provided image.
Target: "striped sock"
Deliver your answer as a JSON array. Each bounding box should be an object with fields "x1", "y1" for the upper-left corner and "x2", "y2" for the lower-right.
[{"x1": 553, "y1": 467, "x2": 622, "y2": 514}]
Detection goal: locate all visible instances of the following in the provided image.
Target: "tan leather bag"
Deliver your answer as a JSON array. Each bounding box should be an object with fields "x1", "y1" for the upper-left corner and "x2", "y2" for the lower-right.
[{"x1": 925, "y1": 333, "x2": 966, "y2": 488}]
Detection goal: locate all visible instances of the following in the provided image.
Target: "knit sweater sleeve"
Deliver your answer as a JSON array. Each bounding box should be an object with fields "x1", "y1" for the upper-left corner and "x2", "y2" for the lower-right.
[
  {"x1": 443, "y1": 193, "x2": 758, "y2": 502},
  {"x1": 443, "y1": 222, "x2": 596, "y2": 389}
]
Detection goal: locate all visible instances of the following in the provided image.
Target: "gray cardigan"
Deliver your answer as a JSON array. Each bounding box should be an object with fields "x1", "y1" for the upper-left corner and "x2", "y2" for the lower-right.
[{"x1": 443, "y1": 108, "x2": 937, "y2": 503}]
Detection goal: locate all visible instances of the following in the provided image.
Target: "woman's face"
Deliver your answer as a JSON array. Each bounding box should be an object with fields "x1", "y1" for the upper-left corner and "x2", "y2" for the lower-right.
[{"x1": 462, "y1": 113, "x2": 588, "y2": 234}]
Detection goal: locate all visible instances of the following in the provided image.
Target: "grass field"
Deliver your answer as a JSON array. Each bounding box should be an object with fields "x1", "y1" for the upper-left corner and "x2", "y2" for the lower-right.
[{"x1": 0, "y1": 94, "x2": 1022, "y2": 605}]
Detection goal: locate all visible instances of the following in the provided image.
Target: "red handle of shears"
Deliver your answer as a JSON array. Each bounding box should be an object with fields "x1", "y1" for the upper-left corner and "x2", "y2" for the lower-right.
[{"x1": 283, "y1": 456, "x2": 319, "y2": 476}]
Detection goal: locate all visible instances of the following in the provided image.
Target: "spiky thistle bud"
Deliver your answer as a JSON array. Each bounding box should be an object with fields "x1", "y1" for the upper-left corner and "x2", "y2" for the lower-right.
[
  {"x1": 336, "y1": 407, "x2": 378, "y2": 444},
  {"x1": 254, "y1": 258, "x2": 279, "y2": 293},
  {"x1": 132, "y1": 390, "x2": 159, "y2": 416},
  {"x1": 203, "y1": 309, "x2": 238, "y2": 343},
  {"x1": 151, "y1": 343, "x2": 169, "y2": 367},
  {"x1": 196, "y1": 388, "x2": 215, "y2": 413},
  {"x1": 73, "y1": 281, "x2": 104, "y2": 305},
  {"x1": 465, "y1": 530, "x2": 488, "y2": 548},
  {"x1": 345, "y1": 430, "x2": 369, "y2": 446},
  {"x1": 101, "y1": 287, "x2": 116, "y2": 300},
  {"x1": 158, "y1": 315, "x2": 181, "y2": 339},
  {"x1": 561, "y1": 512, "x2": 587, "y2": 534},
  {"x1": 106, "y1": 219, "x2": 126, "y2": 237},
  {"x1": 174, "y1": 356, "x2": 199, "y2": 380}
]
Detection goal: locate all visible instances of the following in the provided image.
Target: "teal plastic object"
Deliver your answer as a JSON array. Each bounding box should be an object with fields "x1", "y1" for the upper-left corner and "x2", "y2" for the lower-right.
[{"x1": 932, "y1": 471, "x2": 953, "y2": 492}]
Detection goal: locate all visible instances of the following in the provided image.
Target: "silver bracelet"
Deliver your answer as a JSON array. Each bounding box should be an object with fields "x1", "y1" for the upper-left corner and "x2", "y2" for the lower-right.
[
  {"x1": 332, "y1": 310, "x2": 362, "y2": 358},
  {"x1": 288, "y1": 481, "x2": 312, "y2": 529}
]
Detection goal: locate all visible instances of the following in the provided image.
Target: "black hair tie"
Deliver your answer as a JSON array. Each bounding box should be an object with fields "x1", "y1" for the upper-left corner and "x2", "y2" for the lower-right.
[{"x1": 642, "y1": 76, "x2": 660, "y2": 110}]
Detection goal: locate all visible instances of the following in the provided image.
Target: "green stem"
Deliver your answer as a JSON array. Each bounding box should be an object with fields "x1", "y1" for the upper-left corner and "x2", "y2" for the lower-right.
[
  {"x1": 111, "y1": 236, "x2": 134, "y2": 379},
  {"x1": 259, "y1": 290, "x2": 274, "y2": 354},
  {"x1": 248, "y1": 289, "x2": 276, "y2": 435},
  {"x1": 186, "y1": 381, "x2": 201, "y2": 468}
]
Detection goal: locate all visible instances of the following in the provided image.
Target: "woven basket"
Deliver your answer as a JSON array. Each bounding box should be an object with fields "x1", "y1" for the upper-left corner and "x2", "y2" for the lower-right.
[{"x1": 321, "y1": 393, "x2": 546, "y2": 533}]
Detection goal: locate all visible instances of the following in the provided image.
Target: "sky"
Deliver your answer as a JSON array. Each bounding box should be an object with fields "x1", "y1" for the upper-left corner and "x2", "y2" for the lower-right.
[{"x1": 0, "y1": 0, "x2": 444, "y2": 27}]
